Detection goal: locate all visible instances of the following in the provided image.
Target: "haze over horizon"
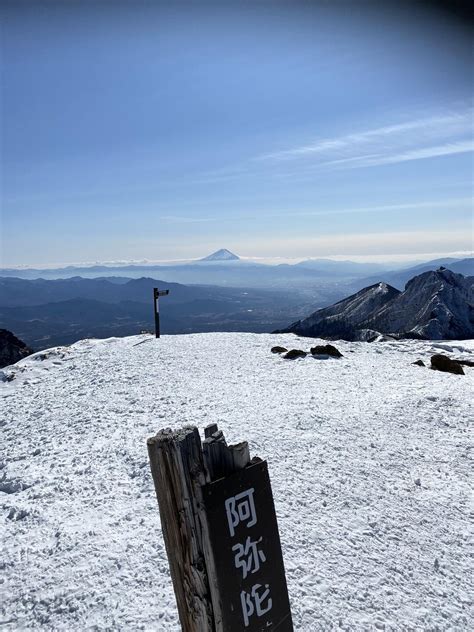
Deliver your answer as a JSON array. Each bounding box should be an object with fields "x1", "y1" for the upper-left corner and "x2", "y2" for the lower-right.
[
  {"x1": 1, "y1": 1, "x2": 473, "y2": 267},
  {"x1": 1, "y1": 248, "x2": 474, "y2": 272}
]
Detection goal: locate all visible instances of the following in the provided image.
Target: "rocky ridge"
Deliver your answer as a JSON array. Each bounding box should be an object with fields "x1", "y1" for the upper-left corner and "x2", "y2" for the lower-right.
[{"x1": 278, "y1": 269, "x2": 474, "y2": 341}]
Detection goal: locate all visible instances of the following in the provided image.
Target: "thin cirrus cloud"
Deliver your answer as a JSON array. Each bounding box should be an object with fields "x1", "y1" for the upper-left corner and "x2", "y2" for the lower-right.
[
  {"x1": 158, "y1": 215, "x2": 218, "y2": 224},
  {"x1": 254, "y1": 107, "x2": 474, "y2": 172},
  {"x1": 158, "y1": 197, "x2": 472, "y2": 224},
  {"x1": 323, "y1": 139, "x2": 474, "y2": 169},
  {"x1": 193, "y1": 107, "x2": 473, "y2": 185}
]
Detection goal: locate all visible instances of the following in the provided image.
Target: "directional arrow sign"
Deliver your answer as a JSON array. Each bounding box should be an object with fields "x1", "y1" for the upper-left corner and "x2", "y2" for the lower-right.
[
  {"x1": 154, "y1": 289, "x2": 170, "y2": 298},
  {"x1": 153, "y1": 288, "x2": 170, "y2": 338}
]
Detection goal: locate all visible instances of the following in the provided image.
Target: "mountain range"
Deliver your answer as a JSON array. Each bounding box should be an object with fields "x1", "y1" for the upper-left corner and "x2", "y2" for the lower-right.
[
  {"x1": 2, "y1": 252, "x2": 471, "y2": 291},
  {"x1": 279, "y1": 268, "x2": 474, "y2": 341},
  {"x1": 358, "y1": 257, "x2": 474, "y2": 290},
  {"x1": 1, "y1": 255, "x2": 472, "y2": 349}
]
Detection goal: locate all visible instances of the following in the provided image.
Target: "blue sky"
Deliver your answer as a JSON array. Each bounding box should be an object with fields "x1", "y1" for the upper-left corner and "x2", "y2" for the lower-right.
[{"x1": 1, "y1": 1, "x2": 473, "y2": 266}]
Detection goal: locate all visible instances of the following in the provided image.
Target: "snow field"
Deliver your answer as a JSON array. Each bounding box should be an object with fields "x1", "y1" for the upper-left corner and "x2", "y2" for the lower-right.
[{"x1": 1, "y1": 333, "x2": 473, "y2": 630}]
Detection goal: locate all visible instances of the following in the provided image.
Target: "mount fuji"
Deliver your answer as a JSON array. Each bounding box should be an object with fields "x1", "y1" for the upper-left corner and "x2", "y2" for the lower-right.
[{"x1": 199, "y1": 249, "x2": 240, "y2": 262}]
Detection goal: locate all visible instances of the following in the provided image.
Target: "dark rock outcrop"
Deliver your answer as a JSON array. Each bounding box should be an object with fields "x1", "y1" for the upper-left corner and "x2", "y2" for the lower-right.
[
  {"x1": 412, "y1": 360, "x2": 425, "y2": 367},
  {"x1": 271, "y1": 346, "x2": 288, "y2": 354},
  {"x1": 310, "y1": 344, "x2": 343, "y2": 358},
  {"x1": 283, "y1": 349, "x2": 307, "y2": 360},
  {"x1": 430, "y1": 354, "x2": 464, "y2": 375},
  {"x1": 0, "y1": 329, "x2": 33, "y2": 368},
  {"x1": 456, "y1": 358, "x2": 474, "y2": 367}
]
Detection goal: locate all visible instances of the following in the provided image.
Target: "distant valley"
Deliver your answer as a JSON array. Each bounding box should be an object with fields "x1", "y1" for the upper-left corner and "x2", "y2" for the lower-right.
[{"x1": 0, "y1": 276, "x2": 327, "y2": 350}]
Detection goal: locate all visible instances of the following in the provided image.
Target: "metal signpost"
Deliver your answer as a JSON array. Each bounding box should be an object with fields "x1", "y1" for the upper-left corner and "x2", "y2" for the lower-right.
[
  {"x1": 153, "y1": 288, "x2": 169, "y2": 338},
  {"x1": 147, "y1": 425, "x2": 293, "y2": 632}
]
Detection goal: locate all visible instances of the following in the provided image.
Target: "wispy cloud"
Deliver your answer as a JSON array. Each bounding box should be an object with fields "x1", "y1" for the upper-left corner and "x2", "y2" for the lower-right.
[
  {"x1": 192, "y1": 106, "x2": 473, "y2": 186},
  {"x1": 257, "y1": 109, "x2": 473, "y2": 164},
  {"x1": 158, "y1": 197, "x2": 472, "y2": 224},
  {"x1": 158, "y1": 215, "x2": 217, "y2": 224},
  {"x1": 323, "y1": 140, "x2": 474, "y2": 168},
  {"x1": 290, "y1": 197, "x2": 473, "y2": 217}
]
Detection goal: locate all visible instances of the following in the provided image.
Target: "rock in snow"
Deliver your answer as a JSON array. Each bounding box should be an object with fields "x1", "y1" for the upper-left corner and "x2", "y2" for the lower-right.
[
  {"x1": 310, "y1": 344, "x2": 343, "y2": 358},
  {"x1": 430, "y1": 353, "x2": 465, "y2": 375},
  {"x1": 283, "y1": 349, "x2": 307, "y2": 359},
  {"x1": 1, "y1": 332, "x2": 473, "y2": 630}
]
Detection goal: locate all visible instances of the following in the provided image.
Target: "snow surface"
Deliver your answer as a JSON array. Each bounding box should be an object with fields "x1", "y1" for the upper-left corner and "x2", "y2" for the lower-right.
[{"x1": 1, "y1": 333, "x2": 473, "y2": 630}]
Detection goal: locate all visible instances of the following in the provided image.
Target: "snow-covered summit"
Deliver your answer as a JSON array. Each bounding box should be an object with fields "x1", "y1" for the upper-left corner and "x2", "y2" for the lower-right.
[
  {"x1": 2, "y1": 332, "x2": 473, "y2": 629},
  {"x1": 200, "y1": 248, "x2": 240, "y2": 262}
]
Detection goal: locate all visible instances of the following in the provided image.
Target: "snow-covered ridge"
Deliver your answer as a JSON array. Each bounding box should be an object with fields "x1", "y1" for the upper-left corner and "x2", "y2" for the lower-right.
[
  {"x1": 2, "y1": 333, "x2": 473, "y2": 630},
  {"x1": 282, "y1": 269, "x2": 474, "y2": 340}
]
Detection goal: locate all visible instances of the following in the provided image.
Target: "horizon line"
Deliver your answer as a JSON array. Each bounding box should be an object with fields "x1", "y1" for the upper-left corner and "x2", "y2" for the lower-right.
[{"x1": 1, "y1": 250, "x2": 472, "y2": 270}]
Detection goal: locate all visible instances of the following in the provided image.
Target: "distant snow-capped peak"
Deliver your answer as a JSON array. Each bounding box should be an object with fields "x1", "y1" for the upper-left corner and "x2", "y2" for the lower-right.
[{"x1": 200, "y1": 249, "x2": 240, "y2": 262}]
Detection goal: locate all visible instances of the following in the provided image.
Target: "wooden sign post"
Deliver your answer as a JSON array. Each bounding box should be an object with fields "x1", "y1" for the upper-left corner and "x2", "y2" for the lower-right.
[
  {"x1": 153, "y1": 288, "x2": 169, "y2": 338},
  {"x1": 147, "y1": 424, "x2": 293, "y2": 632}
]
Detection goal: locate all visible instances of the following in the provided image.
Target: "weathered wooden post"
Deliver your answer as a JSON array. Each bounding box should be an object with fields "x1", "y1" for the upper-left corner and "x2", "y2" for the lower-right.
[
  {"x1": 153, "y1": 288, "x2": 169, "y2": 338},
  {"x1": 147, "y1": 424, "x2": 293, "y2": 632}
]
